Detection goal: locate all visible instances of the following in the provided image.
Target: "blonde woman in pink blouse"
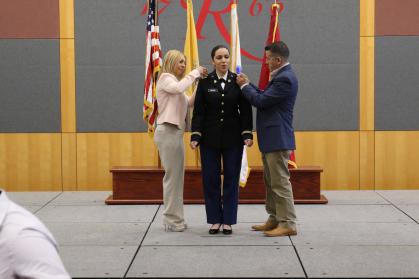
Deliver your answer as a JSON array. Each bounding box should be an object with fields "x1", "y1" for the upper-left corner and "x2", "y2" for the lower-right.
[{"x1": 154, "y1": 49, "x2": 207, "y2": 232}]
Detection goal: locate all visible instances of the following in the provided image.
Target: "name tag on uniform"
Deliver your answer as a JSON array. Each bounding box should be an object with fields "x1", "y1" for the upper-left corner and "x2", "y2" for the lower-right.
[{"x1": 208, "y1": 88, "x2": 218, "y2": 93}]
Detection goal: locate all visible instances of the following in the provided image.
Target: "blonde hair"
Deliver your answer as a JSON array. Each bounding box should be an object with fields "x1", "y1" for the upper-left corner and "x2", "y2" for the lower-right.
[{"x1": 160, "y1": 49, "x2": 187, "y2": 79}]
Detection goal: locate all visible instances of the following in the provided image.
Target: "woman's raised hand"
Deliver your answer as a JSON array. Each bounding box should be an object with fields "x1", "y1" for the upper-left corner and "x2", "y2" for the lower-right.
[
  {"x1": 244, "y1": 139, "x2": 253, "y2": 147},
  {"x1": 197, "y1": 66, "x2": 208, "y2": 78},
  {"x1": 190, "y1": 141, "x2": 199, "y2": 149}
]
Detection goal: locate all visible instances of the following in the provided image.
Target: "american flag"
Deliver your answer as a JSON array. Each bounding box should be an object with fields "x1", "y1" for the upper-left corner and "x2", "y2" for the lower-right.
[{"x1": 143, "y1": 0, "x2": 162, "y2": 134}]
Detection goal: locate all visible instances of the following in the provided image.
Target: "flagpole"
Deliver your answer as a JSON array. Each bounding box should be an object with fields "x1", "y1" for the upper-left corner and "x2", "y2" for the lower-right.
[{"x1": 153, "y1": 0, "x2": 160, "y2": 169}]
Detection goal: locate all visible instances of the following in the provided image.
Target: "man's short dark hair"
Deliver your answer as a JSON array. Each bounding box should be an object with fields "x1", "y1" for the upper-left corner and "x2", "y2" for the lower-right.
[{"x1": 265, "y1": 41, "x2": 289, "y2": 59}]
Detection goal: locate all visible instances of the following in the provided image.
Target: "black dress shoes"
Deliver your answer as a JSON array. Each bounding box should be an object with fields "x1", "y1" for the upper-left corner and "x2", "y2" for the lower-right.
[
  {"x1": 222, "y1": 225, "x2": 232, "y2": 235},
  {"x1": 209, "y1": 224, "x2": 221, "y2": 234}
]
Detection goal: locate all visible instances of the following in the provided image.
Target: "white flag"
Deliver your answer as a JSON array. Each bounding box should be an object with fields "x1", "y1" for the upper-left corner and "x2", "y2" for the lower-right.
[{"x1": 230, "y1": 2, "x2": 250, "y2": 188}]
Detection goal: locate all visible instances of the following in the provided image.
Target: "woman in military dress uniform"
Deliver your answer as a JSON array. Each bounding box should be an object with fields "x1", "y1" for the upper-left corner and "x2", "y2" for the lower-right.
[{"x1": 190, "y1": 45, "x2": 253, "y2": 235}]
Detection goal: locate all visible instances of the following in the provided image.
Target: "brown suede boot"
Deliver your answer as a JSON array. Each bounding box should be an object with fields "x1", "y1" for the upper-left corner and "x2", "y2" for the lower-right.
[
  {"x1": 264, "y1": 226, "x2": 297, "y2": 237},
  {"x1": 251, "y1": 221, "x2": 278, "y2": 231}
]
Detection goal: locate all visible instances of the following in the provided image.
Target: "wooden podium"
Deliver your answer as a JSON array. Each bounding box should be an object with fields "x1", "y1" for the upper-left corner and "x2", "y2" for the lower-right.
[{"x1": 105, "y1": 166, "x2": 328, "y2": 205}]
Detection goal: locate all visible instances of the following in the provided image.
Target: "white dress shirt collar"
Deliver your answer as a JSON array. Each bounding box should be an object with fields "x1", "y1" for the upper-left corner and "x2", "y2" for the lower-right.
[
  {"x1": 216, "y1": 71, "x2": 228, "y2": 80},
  {"x1": 269, "y1": 62, "x2": 290, "y2": 81}
]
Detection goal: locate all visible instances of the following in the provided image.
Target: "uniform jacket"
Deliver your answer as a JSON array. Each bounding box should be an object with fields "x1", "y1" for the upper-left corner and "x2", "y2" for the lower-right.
[
  {"x1": 191, "y1": 70, "x2": 253, "y2": 149},
  {"x1": 241, "y1": 64, "x2": 298, "y2": 153}
]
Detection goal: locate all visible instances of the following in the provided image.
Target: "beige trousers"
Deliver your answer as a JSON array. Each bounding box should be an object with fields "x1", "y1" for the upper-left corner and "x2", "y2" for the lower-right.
[
  {"x1": 262, "y1": 150, "x2": 297, "y2": 230},
  {"x1": 154, "y1": 123, "x2": 185, "y2": 228}
]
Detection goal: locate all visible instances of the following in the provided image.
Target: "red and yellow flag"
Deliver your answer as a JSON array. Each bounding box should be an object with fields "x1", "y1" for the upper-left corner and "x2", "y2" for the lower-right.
[{"x1": 258, "y1": 3, "x2": 281, "y2": 90}]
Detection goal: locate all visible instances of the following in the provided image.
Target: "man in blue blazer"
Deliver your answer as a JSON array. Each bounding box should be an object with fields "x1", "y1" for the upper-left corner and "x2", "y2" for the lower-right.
[{"x1": 237, "y1": 41, "x2": 297, "y2": 237}]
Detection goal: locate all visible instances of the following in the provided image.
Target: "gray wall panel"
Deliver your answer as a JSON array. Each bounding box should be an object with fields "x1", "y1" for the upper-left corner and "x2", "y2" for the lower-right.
[
  {"x1": 158, "y1": 0, "x2": 359, "y2": 80},
  {"x1": 280, "y1": 0, "x2": 359, "y2": 65},
  {"x1": 75, "y1": 0, "x2": 359, "y2": 132},
  {"x1": 0, "y1": 40, "x2": 60, "y2": 132},
  {"x1": 293, "y1": 64, "x2": 359, "y2": 130},
  {"x1": 76, "y1": 66, "x2": 146, "y2": 132},
  {"x1": 375, "y1": 36, "x2": 419, "y2": 130},
  {"x1": 75, "y1": 0, "x2": 145, "y2": 132},
  {"x1": 75, "y1": 0, "x2": 143, "y2": 66}
]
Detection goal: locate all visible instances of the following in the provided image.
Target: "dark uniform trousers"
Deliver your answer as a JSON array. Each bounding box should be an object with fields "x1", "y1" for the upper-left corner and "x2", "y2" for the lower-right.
[
  {"x1": 200, "y1": 144, "x2": 243, "y2": 225},
  {"x1": 191, "y1": 70, "x2": 253, "y2": 225}
]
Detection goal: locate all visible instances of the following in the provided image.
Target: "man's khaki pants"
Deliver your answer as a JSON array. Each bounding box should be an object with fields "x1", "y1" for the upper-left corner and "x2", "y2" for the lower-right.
[
  {"x1": 262, "y1": 150, "x2": 297, "y2": 230},
  {"x1": 154, "y1": 123, "x2": 185, "y2": 228}
]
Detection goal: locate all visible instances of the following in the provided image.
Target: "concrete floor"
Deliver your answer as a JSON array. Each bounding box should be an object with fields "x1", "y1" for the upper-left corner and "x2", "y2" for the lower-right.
[{"x1": 6, "y1": 190, "x2": 419, "y2": 278}]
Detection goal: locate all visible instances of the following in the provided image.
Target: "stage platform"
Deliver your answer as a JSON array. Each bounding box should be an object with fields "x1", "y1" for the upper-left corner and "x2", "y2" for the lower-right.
[
  {"x1": 7, "y1": 190, "x2": 419, "y2": 278},
  {"x1": 106, "y1": 166, "x2": 328, "y2": 205}
]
